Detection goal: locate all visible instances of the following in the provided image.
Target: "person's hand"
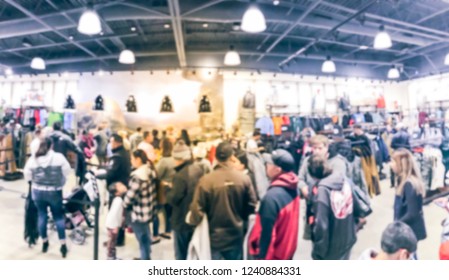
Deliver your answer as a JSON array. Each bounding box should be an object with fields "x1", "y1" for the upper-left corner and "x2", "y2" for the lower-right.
[
  {"x1": 115, "y1": 182, "x2": 127, "y2": 195},
  {"x1": 301, "y1": 186, "x2": 309, "y2": 198}
]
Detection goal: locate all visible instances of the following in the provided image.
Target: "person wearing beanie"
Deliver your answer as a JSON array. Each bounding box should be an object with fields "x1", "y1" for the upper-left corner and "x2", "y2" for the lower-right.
[
  {"x1": 189, "y1": 142, "x2": 257, "y2": 260},
  {"x1": 248, "y1": 149, "x2": 300, "y2": 260},
  {"x1": 166, "y1": 140, "x2": 204, "y2": 260},
  {"x1": 193, "y1": 144, "x2": 212, "y2": 174},
  {"x1": 359, "y1": 221, "x2": 418, "y2": 260}
]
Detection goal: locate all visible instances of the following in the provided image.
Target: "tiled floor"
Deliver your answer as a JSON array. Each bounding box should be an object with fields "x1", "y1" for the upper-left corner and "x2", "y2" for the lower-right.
[{"x1": 0, "y1": 172, "x2": 446, "y2": 260}]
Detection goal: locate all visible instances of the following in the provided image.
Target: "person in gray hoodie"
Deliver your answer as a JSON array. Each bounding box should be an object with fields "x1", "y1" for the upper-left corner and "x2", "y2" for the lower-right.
[
  {"x1": 308, "y1": 154, "x2": 356, "y2": 260},
  {"x1": 24, "y1": 137, "x2": 71, "y2": 258},
  {"x1": 298, "y1": 135, "x2": 349, "y2": 240}
]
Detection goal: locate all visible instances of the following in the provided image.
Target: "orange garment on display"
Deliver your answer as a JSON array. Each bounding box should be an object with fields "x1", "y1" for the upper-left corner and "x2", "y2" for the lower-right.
[{"x1": 272, "y1": 117, "x2": 283, "y2": 135}]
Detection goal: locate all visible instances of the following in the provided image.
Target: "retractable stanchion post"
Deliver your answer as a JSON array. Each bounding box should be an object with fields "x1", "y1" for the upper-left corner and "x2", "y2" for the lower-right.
[{"x1": 93, "y1": 197, "x2": 100, "y2": 260}]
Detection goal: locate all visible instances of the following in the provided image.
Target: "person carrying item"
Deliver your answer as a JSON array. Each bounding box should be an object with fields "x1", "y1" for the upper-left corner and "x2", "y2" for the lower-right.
[
  {"x1": 189, "y1": 142, "x2": 257, "y2": 260},
  {"x1": 166, "y1": 140, "x2": 204, "y2": 259},
  {"x1": 249, "y1": 149, "x2": 300, "y2": 260},
  {"x1": 307, "y1": 154, "x2": 357, "y2": 260},
  {"x1": 96, "y1": 133, "x2": 131, "y2": 247},
  {"x1": 23, "y1": 137, "x2": 71, "y2": 258},
  {"x1": 116, "y1": 149, "x2": 158, "y2": 260}
]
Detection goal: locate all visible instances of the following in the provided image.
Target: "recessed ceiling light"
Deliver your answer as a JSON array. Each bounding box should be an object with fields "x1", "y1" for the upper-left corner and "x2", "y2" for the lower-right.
[
  {"x1": 5, "y1": 68, "x2": 13, "y2": 76},
  {"x1": 164, "y1": 24, "x2": 171, "y2": 29},
  {"x1": 273, "y1": 0, "x2": 280, "y2": 5},
  {"x1": 69, "y1": 36, "x2": 74, "y2": 40},
  {"x1": 131, "y1": 26, "x2": 136, "y2": 32},
  {"x1": 99, "y1": 32, "x2": 104, "y2": 36},
  {"x1": 203, "y1": 23, "x2": 209, "y2": 28},
  {"x1": 232, "y1": 22, "x2": 241, "y2": 31},
  {"x1": 359, "y1": 45, "x2": 369, "y2": 50}
]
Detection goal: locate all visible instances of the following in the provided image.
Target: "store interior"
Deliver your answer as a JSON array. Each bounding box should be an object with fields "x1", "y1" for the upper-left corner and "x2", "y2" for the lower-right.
[{"x1": 1, "y1": 0, "x2": 449, "y2": 260}]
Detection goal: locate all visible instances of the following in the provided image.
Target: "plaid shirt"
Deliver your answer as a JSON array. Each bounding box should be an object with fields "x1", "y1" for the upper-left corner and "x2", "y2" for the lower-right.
[{"x1": 123, "y1": 166, "x2": 157, "y2": 223}]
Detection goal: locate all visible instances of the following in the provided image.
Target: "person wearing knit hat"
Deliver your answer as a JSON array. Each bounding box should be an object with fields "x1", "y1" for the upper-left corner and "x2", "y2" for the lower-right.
[
  {"x1": 166, "y1": 140, "x2": 204, "y2": 260},
  {"x1": 193, "y1": 144, "x2": 212, "y2": 174}
]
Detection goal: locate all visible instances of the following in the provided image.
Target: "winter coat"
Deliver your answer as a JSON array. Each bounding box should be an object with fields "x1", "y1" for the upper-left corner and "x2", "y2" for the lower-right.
[
  {"x1": 391, "y1": 129, "x2": 411, "y2": 151},
  {"x1": 394, "y1": 181, "x2": 427, "y2": 241},
  {"x1": 96, "y1": 145, "x2": 131, "y2": 189},
  {"x1": 249, "y1": 172, "x2": 300, "y2": 260},
  {"x1": 167, "y1": 161, "x2": 204, "y2": 232},
  {"x1": 311, "y1": 172, "x2": 357, "y2": 260},
  {"x1": 189, "y1": 162, "x2": 258, "y2": 252},
  {"x1": 247, "y1": 152, "x2": 270, "y2": 200},
  {"x1": 24, "y1": 150, "x2": 71, "y2": 191},
  {"x1": 123, "y1": 164, "x2": 157, "y2": 223},
  {"x1": 49, "y1": 130, "x2": 82, "y2": 161},
  {"x1": 156, "y1": 156, "x2": 176, "y2": 204}
]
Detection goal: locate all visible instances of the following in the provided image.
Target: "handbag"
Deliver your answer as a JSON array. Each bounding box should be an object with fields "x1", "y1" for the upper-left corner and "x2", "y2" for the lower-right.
[{"x1": 351, "y1": 179, "x2": 373, "y2": 218}]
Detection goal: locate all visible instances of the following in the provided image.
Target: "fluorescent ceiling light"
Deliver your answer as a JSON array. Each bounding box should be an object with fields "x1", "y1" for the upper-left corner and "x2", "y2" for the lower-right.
[
  {"x1": 119, "y1": 49, "x2": 136, "y2": 64},
  {"x1": 30, "y1": 57, "x2": 46, "y2": 70},
  {"x1": 241, "y1": 6, "x2": 266, "y2": 33},
  {"x1": 273, "y1": 0, "x2": 280, "y2": 5},
  {"x1": 130, "y1": 27, "x2": 136, "y2": 32},
  {"x1": 359, "y1": 45, "x2": 369, "y2": 50},
  {"x1": 322, "y1": 56, "x2": 336, "y2": 73},
  {"x1": 374, "y1": 25, "x2": 392, "y2": 49},
  {"x1": 164, "y1": 24, "x2": 171, "y2": 29},
  {"x1": 388, "y1": 66, "x2": 400, "y2": 79},
  {"x1": 78, "y1": 9, "x2": 102, "y2": 35},
  {"x1": 224, "y1": 46, "x2": 241, "y2": 66}
]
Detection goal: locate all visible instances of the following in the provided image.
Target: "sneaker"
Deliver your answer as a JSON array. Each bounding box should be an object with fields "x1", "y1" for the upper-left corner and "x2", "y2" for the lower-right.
[
  {"x1": 151, "y1": 237, "x2": 161, "y2": 245},
  {"x1": 42, "y1": 241, "x2": 49, "y2": 253},
  {"x1": 160, "y1": 233, "x2": 171, "y2": 240},
  {"x1": 60, "y1": 245, "x2": 68, "y2": 258}
]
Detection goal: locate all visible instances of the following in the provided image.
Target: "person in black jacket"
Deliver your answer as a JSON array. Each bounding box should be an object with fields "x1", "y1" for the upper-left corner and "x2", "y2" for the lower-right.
[
  {"x1": 390, "y1": 148, "x2": 427, "y2": 259},
  {"x1": 166, "y1": 140, "x2": 204, "y2": 260},
  {"x1": 96, "y1": 133, "x2": 131, "y2": 246},
  {"x1": 390, "y1": 124, "x2": 411, "y2": 188},
  {"x1": 308, "y1": 154, "x2": 357, "y2": 260}
]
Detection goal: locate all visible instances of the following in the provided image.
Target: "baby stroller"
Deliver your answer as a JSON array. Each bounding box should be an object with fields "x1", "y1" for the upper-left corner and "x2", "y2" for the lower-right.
[{"x1": 49, "y1": 171, "x2": 99, "y2": 245}]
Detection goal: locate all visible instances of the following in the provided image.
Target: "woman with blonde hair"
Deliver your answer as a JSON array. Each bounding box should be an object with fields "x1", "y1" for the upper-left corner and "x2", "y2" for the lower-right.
[{"x1": 390, "y1": 148, "x2": 427, "y2": 258}]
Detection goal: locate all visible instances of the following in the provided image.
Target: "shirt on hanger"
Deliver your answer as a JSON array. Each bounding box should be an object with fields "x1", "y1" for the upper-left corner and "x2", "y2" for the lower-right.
[
  {"x1": 272, "y1": 116, "x2": 284, "y2": 136},
  {"x1": 255, "y1": 116, "x2": 274, "y2": 135}
]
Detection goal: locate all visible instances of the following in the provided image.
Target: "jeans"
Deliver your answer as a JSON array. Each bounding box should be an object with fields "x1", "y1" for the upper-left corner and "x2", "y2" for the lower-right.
[
  {"x1": 131, "y1": 221, "x2": 151, "y2": 260},
  {"x1": 211, "y1": 246, "x2": 243, "y2": 260},
  {"x1": 174, "y1": 230, "x2": 193, "y2": 260},
  {"x1": 32, "y1": 189, "x2": 66, "y2": 241}
]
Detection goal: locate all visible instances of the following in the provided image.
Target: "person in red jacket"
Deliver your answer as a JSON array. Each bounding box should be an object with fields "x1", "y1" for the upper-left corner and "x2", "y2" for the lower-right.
[{"x1": 249, "y1": 149, "x2": 300, "y2": 260}]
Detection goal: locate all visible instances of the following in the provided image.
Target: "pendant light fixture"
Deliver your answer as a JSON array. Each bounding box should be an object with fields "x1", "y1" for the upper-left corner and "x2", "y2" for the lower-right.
[
  {"x1": 388, "y1": 65, "x2": 400, "y2": 79},
  {"x1": 198, "y1": 95, "x2": 212, "y2": 113},
  {"x1": 119, "y1": 49, "x2": 136, "y2": 64},
  {"x1": 224, "y1": 45, "x2": 241, "y2": 66},
  {"x1": 126, "y1": 95, "x2": 137, "y2": 113},
  {"x1": 78, "y1": 9, "x2": 102, "y2": 35},
  {"x1": 241, "y1": 4, "x2": 266, "y2": 33},
  {"x1": 444, "y1": 53, "x2": 449, "y2": 65},
  {"x1": 64, "y1": 95, "x2": 76, "y2": 109},
  {"x1": 30, "y1": 57, "x2": 46, "y2": 70},
  {"x1": 374, "y1": 25, "x2": 392, "y2": 49},
  {"x1": 321, "y1": 56, "x2": 336, "y2": 73},
  {"x1": 160, "y1": 96, "x2": 174, "y2": 113}
]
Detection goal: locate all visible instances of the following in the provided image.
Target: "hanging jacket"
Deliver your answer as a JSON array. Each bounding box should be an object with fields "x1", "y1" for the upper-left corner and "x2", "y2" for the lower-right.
[
  {"x1": 311, "y1": 172, "x2": 357, "y2": 260},
  {"x1": 243, "y1": 91, "x2": 255, "y2": 109},
  {"x1": 255, "y1": 116, "x2": 274, "y2": 135},
  {"x1": 249, "y1": 172, "x2": 300, "y2": 260}
]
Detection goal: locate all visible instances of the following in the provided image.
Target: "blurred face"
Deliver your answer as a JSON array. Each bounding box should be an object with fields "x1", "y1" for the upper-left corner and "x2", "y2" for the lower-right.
[
  {"x1": 354, "y1": 128, "x2": 363, "y2": 136},
  {"x1": 146, "y1": 134, "x2": 154, "y2": 143},
  {"x1": 266, "y1": 163, "x2": 282, "y2": 179},
  {"x1": 110, "y1": 137, "x2": 119, "y2": 150},
  {"x1": 131, "y1": 155, "x2": 142, "y2": 168},
  {"x1": 231, "y1": 156, "x2": 245, "y2": 172},
  {"x1": 312, "y1": 143, "x2": 328, "y2": 157}
]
